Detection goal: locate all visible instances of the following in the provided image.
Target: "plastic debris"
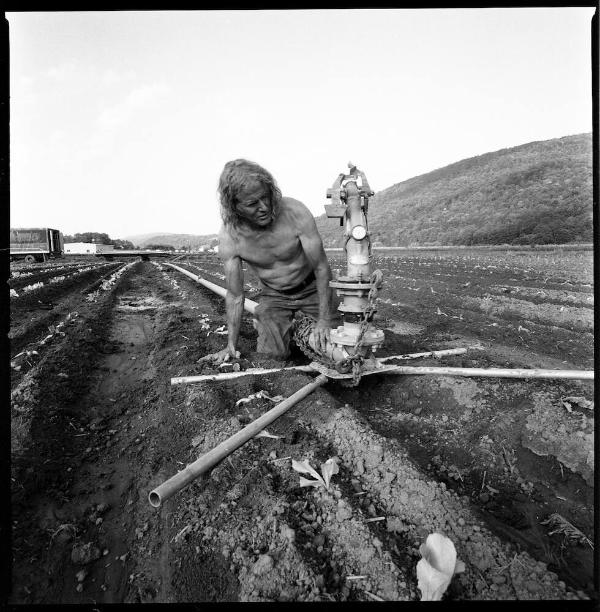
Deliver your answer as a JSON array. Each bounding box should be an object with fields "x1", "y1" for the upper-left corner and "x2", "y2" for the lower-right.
[{"x1": 417, "y1": 533, "x2": 465, "y2": 601}]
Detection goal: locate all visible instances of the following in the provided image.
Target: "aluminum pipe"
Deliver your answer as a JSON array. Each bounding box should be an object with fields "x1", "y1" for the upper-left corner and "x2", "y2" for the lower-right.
[
  {"x1": 165, "y1": 262, "x2": 258, "y2": 315},
  {"x1": 374, "y1": 365, "x2": 594, "y2": 380},
  {"x1": 149, "y1": 373, "x2": 328, "y2": 507}
]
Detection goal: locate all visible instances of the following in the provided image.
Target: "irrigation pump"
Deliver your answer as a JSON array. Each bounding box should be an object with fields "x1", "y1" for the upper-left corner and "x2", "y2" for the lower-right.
[
  {"x1": 295, "y1": 163, "x2": 386, "y2": 384},
  {"x1": 327, "y1": 164, "x2": 385, "y2": 369}
]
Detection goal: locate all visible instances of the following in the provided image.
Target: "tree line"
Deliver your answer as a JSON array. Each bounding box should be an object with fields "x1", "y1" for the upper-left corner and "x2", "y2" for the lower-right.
[{"x1": 63, "y1": 232, "x2": 135, "y2": 250}]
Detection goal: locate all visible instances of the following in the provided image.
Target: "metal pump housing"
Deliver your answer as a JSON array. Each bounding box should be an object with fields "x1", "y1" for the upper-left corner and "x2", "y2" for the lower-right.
[{"x1": 325, "y1": 163, "x2": 384, "y2": 359}]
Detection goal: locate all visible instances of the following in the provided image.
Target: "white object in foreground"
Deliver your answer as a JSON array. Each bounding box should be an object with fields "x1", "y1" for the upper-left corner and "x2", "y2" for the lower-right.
[{"x1": 417, "y1": 533, "x2": 465, "y2": 601}]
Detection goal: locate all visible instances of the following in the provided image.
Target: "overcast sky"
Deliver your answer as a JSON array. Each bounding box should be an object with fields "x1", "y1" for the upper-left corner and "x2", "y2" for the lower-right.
[{"x1": 8, "y1": 8, "x2": 595, "y2": 240}]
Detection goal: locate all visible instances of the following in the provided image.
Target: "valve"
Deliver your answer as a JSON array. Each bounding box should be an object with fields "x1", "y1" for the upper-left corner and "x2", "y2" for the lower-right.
[{"x1": 325, "y1": 161, "x2": 374, "y2": 226}]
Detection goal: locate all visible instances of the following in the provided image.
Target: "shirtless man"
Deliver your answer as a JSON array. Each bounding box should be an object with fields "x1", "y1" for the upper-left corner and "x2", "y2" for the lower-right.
[{"x1": 202, "y1": 159, "x2": 336, "y2": 364}]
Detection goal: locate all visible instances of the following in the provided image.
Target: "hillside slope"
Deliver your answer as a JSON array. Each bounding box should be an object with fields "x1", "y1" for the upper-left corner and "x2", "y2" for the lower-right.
[
  {"x1": 124, "y1": 233, "x2": 218, "y2": 249},
  {"x1": 316, "y1": 133, "x2": 593, "y2": 247}
]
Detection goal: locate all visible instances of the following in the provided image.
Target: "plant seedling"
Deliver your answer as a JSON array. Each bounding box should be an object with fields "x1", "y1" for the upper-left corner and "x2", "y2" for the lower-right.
[{"x1": 292, "y1": 458, "x2": 339, "y2": 491}]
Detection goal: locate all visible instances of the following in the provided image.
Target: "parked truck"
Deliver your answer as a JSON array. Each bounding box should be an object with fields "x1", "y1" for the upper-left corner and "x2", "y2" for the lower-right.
[{"x1": 10, "y1": 227, "x2": 64, "y2": 263}]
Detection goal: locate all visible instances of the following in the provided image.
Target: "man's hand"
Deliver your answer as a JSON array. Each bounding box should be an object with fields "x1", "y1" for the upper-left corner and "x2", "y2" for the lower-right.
[
  {"x1": 198, "y1": 346, "x2": 240, "y2": 365},
  {"x1": 313, "y1": 318, "x2": 331, "y2": 353}
]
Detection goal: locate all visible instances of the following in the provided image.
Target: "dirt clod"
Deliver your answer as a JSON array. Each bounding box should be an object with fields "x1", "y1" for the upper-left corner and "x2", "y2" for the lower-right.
[{"x1": 71, "y1": 542, "x2": 101, "y2": 566}]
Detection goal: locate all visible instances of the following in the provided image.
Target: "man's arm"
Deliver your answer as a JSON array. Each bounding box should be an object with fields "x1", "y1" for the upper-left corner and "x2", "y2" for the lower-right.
[
  {"x1": 295, "y1": 203, "x2": 334, "y2": 352},
  {"x1": 223, "y1": 252, "x2": 245, "y2": 358},
  {"x1": 199, "y1": 230, "x2": 244, "y2": 364}
]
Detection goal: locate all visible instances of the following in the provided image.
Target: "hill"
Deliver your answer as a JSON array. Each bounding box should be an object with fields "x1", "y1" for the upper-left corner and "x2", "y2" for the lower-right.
[
  {"x1": 123, "y1": 233, "x2": 219, "y2": 249},
  {"x1": 315, "y1": 133, "x2": 593, "y2": 247}
]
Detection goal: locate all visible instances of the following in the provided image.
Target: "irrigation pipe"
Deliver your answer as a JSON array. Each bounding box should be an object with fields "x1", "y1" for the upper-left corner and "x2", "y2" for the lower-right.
[
  {"x1": 378, "y1": 348, "x2": 470, "y2": 362},
  {"x1": 366, "y1": 365, "x2": 594, "y2": 381},
  {"x1": 172, "y1": 360, "x2": 592, "y2": 384},
  {"x1": 149, "y1": 373, "x2": 328, "y2": 507},
  {"x1": 172, "y1": 364, "x2": 318, "y2": 385},
  {"x1": 171, "y1": 347, "x2": 471, "y2": 385},
  {"x1": 165, "y1": 262, "x2": 258, "y2": 314}
]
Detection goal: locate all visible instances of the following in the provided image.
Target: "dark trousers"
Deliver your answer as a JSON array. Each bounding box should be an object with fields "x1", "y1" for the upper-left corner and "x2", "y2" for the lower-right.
[{"x1": 254, "y1": 279, "x2": 338, "y2": 359}]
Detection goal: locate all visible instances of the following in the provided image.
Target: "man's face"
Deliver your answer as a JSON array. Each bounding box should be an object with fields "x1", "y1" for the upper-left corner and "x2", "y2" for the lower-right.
[{"x1": 235, "y1": 182, "x2": 273, "y2": 228}]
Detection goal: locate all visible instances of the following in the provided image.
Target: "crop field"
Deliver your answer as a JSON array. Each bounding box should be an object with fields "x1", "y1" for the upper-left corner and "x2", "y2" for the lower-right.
[{"x1": 9, "y1": 248, "x2": 594, "y2": 603}]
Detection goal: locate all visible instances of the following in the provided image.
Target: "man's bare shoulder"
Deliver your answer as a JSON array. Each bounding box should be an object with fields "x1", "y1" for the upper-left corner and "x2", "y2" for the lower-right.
[
  {"x1": 281, "y1": 196, "x2": 310, "y2": 214},
  {"x1": 281, "y1": 196, "x2": 319, "y2": 232},
  {"x1": 281, "y1": 196, "x2": 313, "y2": 224}
]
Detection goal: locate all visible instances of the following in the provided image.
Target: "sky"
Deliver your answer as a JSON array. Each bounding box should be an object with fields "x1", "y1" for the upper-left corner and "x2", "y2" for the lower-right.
[{"x1": 7, "y1": 8, "x2": 595, "y2": 240}]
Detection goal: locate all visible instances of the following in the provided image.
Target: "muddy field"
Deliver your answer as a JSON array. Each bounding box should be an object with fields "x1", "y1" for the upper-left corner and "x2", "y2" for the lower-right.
[{"x1": 8, "y1": 248, "x2": 595, "y2": 603}]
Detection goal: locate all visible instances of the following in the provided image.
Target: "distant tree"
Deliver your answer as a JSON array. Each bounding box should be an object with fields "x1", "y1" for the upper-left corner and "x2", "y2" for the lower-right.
[
  {"x1": 79, "y1": 232, "x2": 111, "y2": 244},
  {"x1": 145, "y1": 244, "x2": 175, "y2": 251},
  {"x1": 63, "y1": 232, "x2": 112, "y2": 244},
  {"x1": 113, "y1": 239, "x2": 135, "y2": 250}
]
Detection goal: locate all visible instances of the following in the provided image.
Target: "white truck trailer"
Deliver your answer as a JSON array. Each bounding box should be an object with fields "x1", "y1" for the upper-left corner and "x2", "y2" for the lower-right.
[{"x1": 10, "y1": 228, "x2": 64, "y2": 263}]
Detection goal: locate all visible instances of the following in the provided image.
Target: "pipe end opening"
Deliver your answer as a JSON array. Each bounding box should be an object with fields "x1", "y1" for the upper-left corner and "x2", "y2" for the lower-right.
[{"x1": 148, "y1": 490, "x2": 162, "y2": 508}]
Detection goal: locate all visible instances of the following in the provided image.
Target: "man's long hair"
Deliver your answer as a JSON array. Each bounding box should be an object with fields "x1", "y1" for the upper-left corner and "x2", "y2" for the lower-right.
[{"x1": 218, "y1": 159, "x2": 282, "y2": 228}]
